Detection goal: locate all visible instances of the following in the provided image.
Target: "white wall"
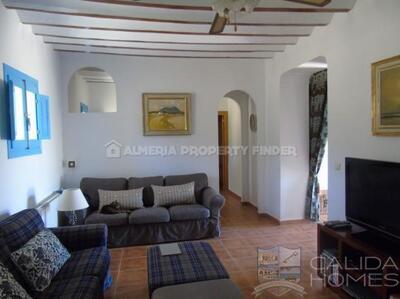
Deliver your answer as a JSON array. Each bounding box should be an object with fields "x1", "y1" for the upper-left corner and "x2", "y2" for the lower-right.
[
  {"x1": 265, "y1": 0, "x2": 400, "y2": 220},
  {"x1": 279, "y1": 71, "x2": 310, "y2": 221},
  {"x1": 0, "y1": 3, "x2": 63, "y2": 224},
  {"x1": 60, "y1": 53, "x2": 266, "y2": 211},
  {"x1": 87, "y1": 82, "x2": 117, "y2": 112},
  {"x1": 218, "y1": 97, "x2": 242, "y2": 197}
]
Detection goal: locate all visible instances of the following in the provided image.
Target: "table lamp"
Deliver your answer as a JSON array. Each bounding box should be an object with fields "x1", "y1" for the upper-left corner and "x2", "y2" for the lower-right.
[{"x1": 58, "y1": 188, "x2": 89, "y2": 226}]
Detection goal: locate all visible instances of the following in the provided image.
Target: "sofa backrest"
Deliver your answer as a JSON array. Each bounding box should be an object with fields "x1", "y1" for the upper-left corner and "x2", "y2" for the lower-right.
[
  {"x1": 164, "y1": 173, "x2": 208, "y2": 202},
  {"x1": 0, "y1": 209, "x2": 44, "y2": 290},
  {"x1": 81, "y1": 173, "x2": 209, "y2": 209},
  {"x1": 80, "y1": 177, "x2": 128, "y2": 210},
  {"x1": 128, "y1": 176, "x2": 163, "y2": 207},
  {"x1": 0, "y1": 209, "x2": 44, "y2": 252}
]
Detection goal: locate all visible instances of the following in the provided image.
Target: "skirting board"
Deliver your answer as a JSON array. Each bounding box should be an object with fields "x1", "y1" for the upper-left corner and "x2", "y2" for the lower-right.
[
  {"x1": 223, "y1": 189, "x2": 242, "y2": 201},
  {"x1": 260, "y1": 212, "x2": 308, "y2": 225},
  {"x1": 223, "y1": 189, "x2": 255, "y2": 206}
]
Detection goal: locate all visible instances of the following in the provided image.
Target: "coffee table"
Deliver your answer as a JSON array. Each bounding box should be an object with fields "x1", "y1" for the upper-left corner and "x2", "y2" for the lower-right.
[{"x1": 147, "y1": 242, "x2": 230, "y2": 296}]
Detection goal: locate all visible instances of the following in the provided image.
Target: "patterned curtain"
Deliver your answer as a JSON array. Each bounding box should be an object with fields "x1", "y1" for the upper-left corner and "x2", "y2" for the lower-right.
[{"x1": 305, "y1": 70, "x2": 328, "y2": 221}]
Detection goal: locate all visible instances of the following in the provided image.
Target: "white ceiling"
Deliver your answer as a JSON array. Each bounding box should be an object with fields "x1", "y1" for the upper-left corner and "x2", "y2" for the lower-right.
[{"x1": 3, "y1": 0, "x2": 357, "y2": 59}]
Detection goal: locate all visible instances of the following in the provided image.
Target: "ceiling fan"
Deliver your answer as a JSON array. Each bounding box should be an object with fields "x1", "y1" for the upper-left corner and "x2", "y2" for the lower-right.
[{"x1": 209, "y1": 0, "x2": 332, "y2": 34}]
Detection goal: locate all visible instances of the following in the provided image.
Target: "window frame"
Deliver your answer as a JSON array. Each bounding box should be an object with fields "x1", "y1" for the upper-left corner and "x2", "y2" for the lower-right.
[{"x1": 3, "y1": 64, "x2": 43, "y2": 158}]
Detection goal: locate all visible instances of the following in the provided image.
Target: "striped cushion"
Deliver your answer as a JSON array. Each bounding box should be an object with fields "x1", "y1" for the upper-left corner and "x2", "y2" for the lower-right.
[
  {"x1": 152, "y1": 182, "x2": 196, "y2": 207},
  {"x1": 98, "y1": 188, "x2": 144, "y2": 211}
]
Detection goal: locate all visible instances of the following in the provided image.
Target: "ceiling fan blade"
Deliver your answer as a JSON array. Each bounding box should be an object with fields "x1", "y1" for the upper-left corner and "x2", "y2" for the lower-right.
[
  {"x1": 209, "y1": 13, "x2": 227, "y2": 34},
  {"x1": 283, "y1": 0, "x2": 332, "y2": 7}
]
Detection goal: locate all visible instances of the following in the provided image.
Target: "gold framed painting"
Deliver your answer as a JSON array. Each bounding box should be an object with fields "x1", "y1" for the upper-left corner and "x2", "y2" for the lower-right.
[
  {"x1": 372, "y1": 55, "x2": 400, "y2": 136},
  {"x1": 143, "y1": 93, "x2": 192, "y2": 136}
]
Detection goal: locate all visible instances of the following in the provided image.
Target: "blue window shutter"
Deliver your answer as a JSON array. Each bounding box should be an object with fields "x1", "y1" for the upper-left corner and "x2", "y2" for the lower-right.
[
  {"x1": 37, "y1": 94, "x2": 51, "y2": 139},
  {"x1": 7, "y1": 79, "x2": 17, "y2": 140}
]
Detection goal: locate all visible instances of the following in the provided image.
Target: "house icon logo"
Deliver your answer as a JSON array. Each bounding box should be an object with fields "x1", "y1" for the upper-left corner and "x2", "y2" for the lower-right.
[{"x1": 105, "y1": 140, "x2": 122, "y2": 158}]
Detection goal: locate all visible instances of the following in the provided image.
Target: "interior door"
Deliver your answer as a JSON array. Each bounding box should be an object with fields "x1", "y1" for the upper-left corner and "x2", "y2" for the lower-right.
[{"x1": 218, "y1": 111, "x2": 229, "y2": 191}]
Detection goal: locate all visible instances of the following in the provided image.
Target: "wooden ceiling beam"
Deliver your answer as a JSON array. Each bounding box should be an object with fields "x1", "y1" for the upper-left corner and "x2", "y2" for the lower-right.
[
  {"x1": 284, "y1": 0, "x2": 331, "y2": 7},
  {"x1": 83, "y1": 0, "x2": 351, "y2": 13},
  {"x1": 54, "y1": 49, "x2": 272, "y2": 59},
  {"x1": 24, "y1": 23, "x2": 310, "y2": 37},
  {"x1": 5, "y1": 6, "x2": 328, "y2": 26},
  {"x1": 38, "y1": 34, "x2": 296, "y2": 45},
  {"x1": 45, "y1": 41, "x2": 284, "y2": 53}
]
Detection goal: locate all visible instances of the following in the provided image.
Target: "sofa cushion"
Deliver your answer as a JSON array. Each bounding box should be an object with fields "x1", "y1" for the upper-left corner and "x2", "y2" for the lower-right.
[
  {"x1": 129, "y1": 208, "x2": 170, "y2": 224},
  {"x1": 0, "y1": 261, "x2": 32, "y2": 299},
  {"x1": 54, "y1": 246, "x2": 110, "y2": 282},
  {"x1": 169, "y1": 204, "x2": 210, "y2": 221},
  {"x1": 36, "y1": 276, "x2": 100, "y2": 299},
  {"x1": 152, "y1": 182, "x2": 196, "y2": 207},
  {"x1": 85, "y1": 212, "x2": 128, "y2": 227},
  {"x1": 98, "y1": 188, "x2": 144, "y2": 211},
  {"x1": 11, "y1": 230, "x2": 71, "y2": 292},
  {"x1": 80, "y1": 178, "x2": 128, "y2": 211},
  {"x1": 164, "y1": 173, "x2": 208, "y2": 202},
  {"x1": 128, "y1": 176, "x2": 164, "y2": 207}
]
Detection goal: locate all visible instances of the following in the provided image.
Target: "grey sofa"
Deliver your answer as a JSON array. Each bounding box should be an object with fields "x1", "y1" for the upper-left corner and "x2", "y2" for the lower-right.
[{"x1": 81, "y1": 173, "x2": 225, "y2": 248}]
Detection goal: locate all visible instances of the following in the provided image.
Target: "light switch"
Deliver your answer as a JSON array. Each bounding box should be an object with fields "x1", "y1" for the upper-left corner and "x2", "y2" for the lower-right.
[{"x1": 335, "y1": 162, "x2": 341, "y2": 171}]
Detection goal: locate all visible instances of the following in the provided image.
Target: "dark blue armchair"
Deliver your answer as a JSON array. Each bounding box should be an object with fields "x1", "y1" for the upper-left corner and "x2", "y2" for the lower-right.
[{"x1": 0, "y1": 209, "x2": 110, "y2": 299}]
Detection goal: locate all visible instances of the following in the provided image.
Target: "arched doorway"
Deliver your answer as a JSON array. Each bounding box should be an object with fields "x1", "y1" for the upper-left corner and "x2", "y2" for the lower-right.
[
  {"x1": 279, "y1": 56, "x2": 328, "y2": 221},
  {"x1": 217, "y1": 90, "x2": 258, "y2": 207}
]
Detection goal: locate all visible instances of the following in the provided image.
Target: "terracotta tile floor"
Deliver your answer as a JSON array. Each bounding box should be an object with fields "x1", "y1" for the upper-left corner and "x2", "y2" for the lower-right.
[{"x1": 105, "y1": 193, "x2": 339, "y2": 299}]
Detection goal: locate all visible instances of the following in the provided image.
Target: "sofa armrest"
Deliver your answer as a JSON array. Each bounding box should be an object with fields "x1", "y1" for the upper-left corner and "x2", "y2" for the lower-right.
[
  {"x1": 202, "y1": 187, "x2": 225, "y2": 219},
  {"x1": 50, "y1": 224, "x2": 108, "y2": 252}
]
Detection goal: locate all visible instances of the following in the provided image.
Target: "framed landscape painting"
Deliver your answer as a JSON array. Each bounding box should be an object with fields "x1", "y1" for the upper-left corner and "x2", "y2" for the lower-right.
[
  {"x1": 372, "y1": 55, "x2": 400, "y2": 136},
  {"x1": 143, "y1": 93, "x2": 192, "y2": 136}
]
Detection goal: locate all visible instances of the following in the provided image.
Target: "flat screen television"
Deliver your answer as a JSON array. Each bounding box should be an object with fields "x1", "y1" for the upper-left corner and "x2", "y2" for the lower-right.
[{"x1": 346, "y1": 157, "x2": 400, "y2": 241}]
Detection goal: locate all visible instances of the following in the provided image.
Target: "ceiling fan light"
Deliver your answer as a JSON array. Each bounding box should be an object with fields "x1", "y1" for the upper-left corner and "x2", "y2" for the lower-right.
[
  {"x1": 209, "y1": 14, "x2": 228, "y2": 34},
  {"x1": 210, "y1": 0, "x2": 259, "y2": 34},
  {"x1": 212, "y1": 0, "x2": 259, "y2": 14},
  {"x1": 243, "y1": 0, "x2": 260, "y2": 13}
]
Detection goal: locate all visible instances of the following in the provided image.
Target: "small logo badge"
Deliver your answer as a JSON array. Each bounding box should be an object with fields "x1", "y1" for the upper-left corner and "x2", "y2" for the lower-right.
[
  {"x1": 105, "y1": 140, "x2": 122, "y2": 158},
  {"x1": 254, "y1": 246, "x2": 305, "y2": 297}
]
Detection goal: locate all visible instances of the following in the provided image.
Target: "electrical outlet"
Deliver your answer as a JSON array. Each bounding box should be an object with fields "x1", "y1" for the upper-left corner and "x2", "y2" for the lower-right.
[{"x1": 68, "y1": 161, "x2": 76, "y2": 168}]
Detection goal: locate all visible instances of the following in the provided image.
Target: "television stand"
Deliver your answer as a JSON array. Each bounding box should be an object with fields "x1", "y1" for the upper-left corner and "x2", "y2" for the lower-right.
[{"x1": 318, "y1": 223, "x2": 400, "y2": 299}]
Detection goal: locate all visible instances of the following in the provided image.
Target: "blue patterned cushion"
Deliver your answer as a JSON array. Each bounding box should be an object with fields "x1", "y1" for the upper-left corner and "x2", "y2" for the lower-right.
[
  {"x1": 11, "y1": 230, "x2": 71, "y2": 291},
  {"x1": 0, "y1": 261, "x2": 32, "y2": 299}
]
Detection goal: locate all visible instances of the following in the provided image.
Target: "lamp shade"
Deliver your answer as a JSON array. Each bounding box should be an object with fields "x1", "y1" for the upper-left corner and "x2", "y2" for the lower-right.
[{"x1": 58, "y1": 188, "x2": 89, "y2": 212}]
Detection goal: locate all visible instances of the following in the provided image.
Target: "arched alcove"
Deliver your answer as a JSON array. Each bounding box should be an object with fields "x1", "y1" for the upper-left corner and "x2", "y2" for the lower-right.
[{"x1": 68, "y1": 67, "x2": 117, "y2": 113}]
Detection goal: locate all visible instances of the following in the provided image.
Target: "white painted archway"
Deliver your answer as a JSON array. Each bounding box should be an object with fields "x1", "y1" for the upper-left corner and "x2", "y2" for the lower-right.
[
  {"x1": 279, "y1": 56, "x2": 328, "y2": 221},
  {"x1": 218, "y1": 90, "x2": 258, "y2": 207}
]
